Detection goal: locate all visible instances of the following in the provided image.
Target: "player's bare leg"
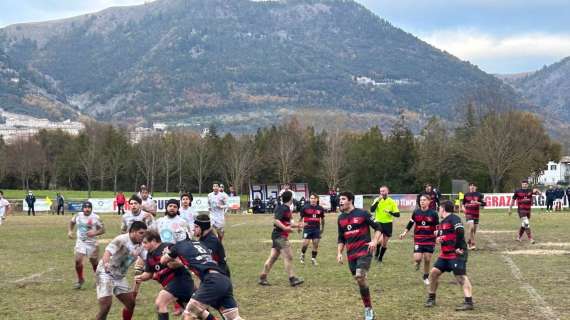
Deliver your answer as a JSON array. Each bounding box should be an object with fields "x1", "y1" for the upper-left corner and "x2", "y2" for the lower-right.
[
  {"x1": 425, "y1": 268, "x2": 441, "y2": 307},
  {"x1": 259, "y1": 248, "x2": 280, "y2": 285},
  {"x1": 221, "y1": 307, "x2": 244, "y2": 320},
  {"x1": 422, "y1": 253, "x2": 432, "y2": 285},
  {"x1": 89, "y1": 248, "x2": 99, "y2": 273},
  {"x1": 455, "y1": 275, "x2": 474, "y2": 311},
  {"x1": 184, "y1": 299, "x2": 216, "y2": 320},
  {"x1": 96, "y1": 296, "x2": 113, "y2": 320},
  {"x1": 155, "y1": 290, "x2": 177, "y2": 319},
  {"x1": 74, "y1": 253, "x2": 86, "y2": 289},
  {"x1": 300, "y1": 239, "x2": 310, "y2": 264},
  {"x1": 282, "y1": 246, "x2": 303, "y2": 286},
  {"x1": 354, "y1": 270, "x2": 375, "y2": 319},
  {"x1": 412, "y1": 252, "x2": 422, "y2": 271},
  {"x1": 215, "y1": 227, "x2": 224, "y2": 243},
  {"x1": 116, "y1": 292, "x2": 136, "y2": 320},
  {"x1": 311, "y1": 239, "x2": 320, "y2": 265}
]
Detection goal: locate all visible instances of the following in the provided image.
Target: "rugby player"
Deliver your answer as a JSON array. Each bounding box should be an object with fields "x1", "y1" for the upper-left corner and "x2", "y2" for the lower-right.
[
  {"x1": 258, "y1": 190, "x2": 304, "y2": 287},
  {"x1": 121, "y1": 195, "x2": 153, "y2": 233},
  {"x1": 140, "y1": 186, "x2": 157, "y2": 217},
  {"x1": 400, "y1": 195, "x2": 439, "y2": 285},
  {"x1": 425, "y1": 201, "x2": 474, "y2": 311},
  {"x1": 194, "y1": 214, "x2": 231, "y2": 277},
  {"x1": 337, "y1": 191, "x2": 382, "y2": 320},
  {"x1": 153, "y1": 199, "x2": 191, "y2": 244},
  {"x1": 299, "y1": 193, "x2": 326, "y2": 266},
  {"x1": 161, "y1": 239, "x2": 244, "y2": 320},
  {"x1": 0, "y1": 190, "x2": 11, "y2": 225},
  {"x1": 370, "y1": 186, "x2": 400, "y2": 262},
  {"x1": 509, "y1": 180, "x2": 539, "y2": 244},
  {"x1": 461, "y1": 183, "x2": 485, "y2": 250},
  {"x1": 180, "y1": 193, "x2": 197, "y2": 237},
  {"x1": 416, "y1": 183, "x2": 440, "y2": 211},
  {"x1": 68, "y1": 201, "x2": 105, "y2": 289},
  {"x1": 95, "y1": 221, "x2": 147, "y2": 320},
  {"x1": 135, "y1": 230, "x2": 195, "y2": 320},
  {"x1": 208, "y1": 183, "x2": 228, "y2": 242}
]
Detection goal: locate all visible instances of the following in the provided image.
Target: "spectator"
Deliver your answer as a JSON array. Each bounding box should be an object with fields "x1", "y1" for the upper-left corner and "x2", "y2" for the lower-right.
[
  {"x1": 554, "y1": 185, "x2": 565, "y2": 211},
  {"x1": 228, "y1": 185, "x2": 237, "y2": 197},
  {"x1": 566, "y1": 187, "x2": 570, "y2": 211},
  {"x1": 329, "y1": 188, "x2": 338, "y2": 213},
  {"x1": 545, "y1": 186, "x2": 555, "y2": 213},
  {"x1": 25, "y1": 191, "x2": 36, "y2": 216},
  {"x1": 115, "y1": 191, "x2": 126, "y2": 215},
  {"x1": 253, "y1": 196, "x2": 265, "y2": 214},
  {"x1": 56, "y1": 192, "x2": 65, "y2": 215}
]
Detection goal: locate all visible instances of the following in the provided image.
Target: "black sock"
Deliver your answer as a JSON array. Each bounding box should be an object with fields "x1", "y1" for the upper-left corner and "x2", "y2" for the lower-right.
[
  {"x1": 289, "y1": 276, "x2": 295, "y2": 282},
  {"x1": 465, "y1": 297, "x2": 473, "y2": 304},
  {"x1": 429, "y1": 293, "x2": 436, "y2": 300},
  {"x1": 423, "y1": 273, "x2": 429, "y2": 280},
  {"x1": 301, "y1": 246, "x2": 307, "y2": 254},
  {"x1": 379, "y1": 247, "x2": 387, "y2": 260},
  {"x1": 311, "y1": 251, "x2": 317, "y2": 259},
  {"x1": 205, "y1": 314, "x2": 216, "y2": 320},
  {"x1": 158, "y1": 312, "x2": 169, "y2": 320}
]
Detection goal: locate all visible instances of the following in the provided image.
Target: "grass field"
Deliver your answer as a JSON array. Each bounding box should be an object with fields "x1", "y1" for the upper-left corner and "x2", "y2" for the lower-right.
[{"x1": 1, "y1": 209, "x2": 570, "y2": 320}]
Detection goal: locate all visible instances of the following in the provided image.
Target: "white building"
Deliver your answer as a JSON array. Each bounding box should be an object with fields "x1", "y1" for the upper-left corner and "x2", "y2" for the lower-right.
[{"x1": 534, "y1": 156, "x2": 570, "y2": 185}]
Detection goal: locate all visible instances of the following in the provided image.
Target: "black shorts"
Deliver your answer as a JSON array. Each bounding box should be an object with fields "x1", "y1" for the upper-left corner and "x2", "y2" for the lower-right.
[
  {"x1": 434, "y1": 257, "x2": 467, "y2": 276},
  {"x1": 165, "y1": 277, "x2": 194, "y2": 304},
  {"x1": 192, "y1": 272, "x2": 237, "y2": 310},
  {"x1": 518, "y1": 210, "x2": 531, "y2": 219},
  {"x1": 302, "y1": 228, "x2": 321, "y2": 240},
  {"x1": 414, "y1": 244, "x2": 435, "y2": 253},
  {"x1": 379, "y1": 222, "x2": 393, "y2": 237},
  {"x1": 348, "y1": 255, "x2": 372, "y2": 276}
]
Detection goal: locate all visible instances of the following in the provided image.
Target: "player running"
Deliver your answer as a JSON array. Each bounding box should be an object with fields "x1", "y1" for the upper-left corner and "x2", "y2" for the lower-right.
[
  {"x1": 337, "y1": 191, "x2": 382, "y2": 320},
  {"x1": 400, "y1": 195, "x2": 439, "y2": 285},
  {"x1": 258, "y1": 190, "x2": 304, "y2": 287},
  {"x1": 161, "y1": 239, "x2": 244, "y2": 320},
  {"x1": 95, "y1": 221, "x2": 147, "y2": 320},
  {"x1": 509, "y1": 180, "x2": 540, "y2": 244},
  {"x1": 194, "y1": 214, "x2": 231, "y2": 277},
  {"x1": 121, "y1": 195, "x2": 153, "y2": 233},
  {"x1": 0, "y1": 190, "x2": 11, "y2": 226},
  {"x1": 180, "y1": 192, "x2": 197, "y2": 237},
  {"x1": 68, "y1": 201, "x2": 105, "y2": 289},
  {"x1": 461, "y1": 183, "x2": 485, "y2": 250},
  {"x1": 425, "y1": 201, "x2": 474, "y2": 311},
  {"x1": 298, "y1": 193, "x2": 326, "y2": 266},
  {"x1": 370, "y1": 186, "x2": 400, "y2": 263},
  {"x1": 208, "y1": 183, "x2": 228, "y2": 242},
  {"x1": 135, "y1": 230, "x2": 195, "y2": 320},
  {"x1": 140, "y1": 186, "x2": 157, "y2": 217},
  {"x1": 153, "y1": 199, "x2": 191, "y2": 244}
]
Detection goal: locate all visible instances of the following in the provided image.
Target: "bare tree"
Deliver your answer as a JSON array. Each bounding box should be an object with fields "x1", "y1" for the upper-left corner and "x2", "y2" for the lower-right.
[
  {"x1": 221, "y1": 135, "x2": 256, "y2": 194},
  {"x1": 320, "y1": 128, "x2": 347, "y2": 189},
  {"x1": 187, "y1": 133, "x2": 213, "y2": 194},
  {"x1": 77, "y1": 123, "x2": 104, "y2": 198},
  {"x1": 414, "y1": 117, "x2": 450, "y2": 187},
  {"x1": 172, "y1": 131, "x2": 191, "y2": 193},
  {"x1": 7, "y1": 137, "x2": 38, "y2": 189},
  {"x1": 272, "y1": 119, "x2": 303, "y2": 183},
  {"x1": 136, "y1": 133, "x2": 162, "y2": 193}
]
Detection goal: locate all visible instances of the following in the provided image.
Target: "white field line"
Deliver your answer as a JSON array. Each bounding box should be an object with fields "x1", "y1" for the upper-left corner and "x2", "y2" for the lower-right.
[
  {"x1": 229, "y1": 222, "x2": 247, "y2": 227},
  {"x1": 485, "y1": 236, "x2": 559, "y2": 320},
  {"x1": 13, "y1": 267, "x2": 55, "y2": 283}
]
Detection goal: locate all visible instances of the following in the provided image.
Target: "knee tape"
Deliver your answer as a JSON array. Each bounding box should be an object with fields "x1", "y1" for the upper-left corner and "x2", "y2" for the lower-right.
[{"x1": 521, "y1": 217, "x2": 530, "y2": 228}]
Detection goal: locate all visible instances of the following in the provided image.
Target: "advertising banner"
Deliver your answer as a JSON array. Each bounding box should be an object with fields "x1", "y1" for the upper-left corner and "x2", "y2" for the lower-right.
[{"x1": 249, "y1": 183, "x2": 310, "y2": 204}]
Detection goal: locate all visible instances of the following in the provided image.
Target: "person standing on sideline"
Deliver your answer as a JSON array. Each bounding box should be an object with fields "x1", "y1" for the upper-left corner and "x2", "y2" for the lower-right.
[
  {"x1": 56, "y1": 192, "x2": 65, "y2": 215},
  {"x1": 337, "y1": 191, "x2": 382, "y2": 320},
  {"x1": 425, "y1": 201, "x2": 474, "y2": 311},
  {"x1": 116, "y1": 191, "x2": 126, "y2": 215},
  {"x1": 25, "y1": 191, "x2": 36, "y2": 216},
  {"x1": 370, "y1": 186, "x2": 400, "y2": 263},
  {"x1": 258, "y1": 190, "x2": 304, "y2": 287},
  {"x1": 545, "y1": 185, "x2": 555, "y2": 213},
  {"x1": 0, "y1": 191, "x2": 11, "y2": 225},
  {"x1": 329, "y1": 188, "x2": 338, "y2": 213}
]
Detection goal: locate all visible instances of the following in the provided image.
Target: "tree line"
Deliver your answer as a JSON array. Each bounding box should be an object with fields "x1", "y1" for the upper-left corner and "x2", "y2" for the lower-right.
[{"x1": 0, "y1": 105, "x2": 561, "y2": 197}]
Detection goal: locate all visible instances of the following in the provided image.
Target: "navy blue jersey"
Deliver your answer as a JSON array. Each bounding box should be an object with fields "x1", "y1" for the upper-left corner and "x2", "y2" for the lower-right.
[
  {"x1": 408, "y1": 209, "x2": 439, "y2": 246},
  {"x1": 272, "y1": 204, "x2": 292, "y2": 240},
  {"x1": 169, "y1": 240, "x2": 222, "y2": 280},
  {"x1": 200, "y1": 231, "x2": 230, "y2": 276},
  {"x1": 299, "y1": 204, "x2": 325, "y2": 230},
  {"x1": 337, "y1": 208, "x2": 380, "y2": 261}
]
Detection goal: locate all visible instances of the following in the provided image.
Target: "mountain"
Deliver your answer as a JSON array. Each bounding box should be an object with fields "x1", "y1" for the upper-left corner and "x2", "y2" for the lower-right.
[
  {"x1": 0, "y1": 50, "x2": 78, "y2": 120},
  {"x1": 505, "y1": 57, "x2": 570, "y2": 122},
  {"x1": 0, "y1": 0, "x2": 517, "y2": 131}
]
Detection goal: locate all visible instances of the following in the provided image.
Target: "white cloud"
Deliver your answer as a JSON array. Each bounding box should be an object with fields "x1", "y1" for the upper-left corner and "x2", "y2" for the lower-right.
[{"x1": 421, "y1": 29, "x2": 570, "y2": 69}]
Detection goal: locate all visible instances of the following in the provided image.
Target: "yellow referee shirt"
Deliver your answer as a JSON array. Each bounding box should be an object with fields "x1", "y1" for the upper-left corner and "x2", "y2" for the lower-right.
[{"x1": 373, "y1": 197, "x2": 400, "y2": 223}]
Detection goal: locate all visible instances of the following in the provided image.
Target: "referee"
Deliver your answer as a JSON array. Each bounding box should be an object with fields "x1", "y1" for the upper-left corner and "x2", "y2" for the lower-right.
[{"x1": 370, "y1": 186, "x2": 400, "y2": 263}]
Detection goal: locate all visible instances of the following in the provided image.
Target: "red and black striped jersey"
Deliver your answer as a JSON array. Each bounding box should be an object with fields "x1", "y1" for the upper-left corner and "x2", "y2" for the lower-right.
[
  {"x1": 417, "y1": 191, "x2": 439, "y2": 210},
  {"x1": 337, "y1": 208, "x2": 381, "y2": 261},
  {"x1": 462, "y1": 192, "x2": 485, "y2": 218},
  {"x1": 408, "y1": 208, "x2": 439, "y2": 246},
  {"x1": 512, "y1": 189, "x2": 533, "y2": 213},
  {"x1": 272, "y1": 204, "x2": 292, "y2": 240},
  {"x1": 144, "y1": 242, "x2": 192, "y2": 287},
  {"x1": 437, "y1": 214, "x2": 466, "y2": 260},
  {"x1": 299, "y1": 204, "x2": 325, "y2": 229}
]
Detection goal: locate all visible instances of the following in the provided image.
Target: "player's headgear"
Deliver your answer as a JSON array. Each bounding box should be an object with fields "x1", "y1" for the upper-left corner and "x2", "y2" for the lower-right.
[
  {"x1": 82, "y1": 201, "x2": 93, "y2": 209},
  {"x1": 194, "y1": 214, "x2": 211, "y2": 230},
  {"x1": 166, "y1": 198, "x2": 180, "y2": 208}
]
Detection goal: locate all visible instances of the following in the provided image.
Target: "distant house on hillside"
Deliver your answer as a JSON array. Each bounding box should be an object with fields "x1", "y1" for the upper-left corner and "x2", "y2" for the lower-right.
[{"x1": 532, "y1": 156, "x2": 570, "y2": 185}]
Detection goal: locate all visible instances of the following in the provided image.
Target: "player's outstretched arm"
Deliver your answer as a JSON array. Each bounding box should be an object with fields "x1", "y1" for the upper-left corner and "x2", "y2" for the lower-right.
[
  {"x1": 337, "y1": 243, "x2": 345, "y2": 264},
  {"x1": 67, "y1": 219, "x2": 76, "y2": 239}
]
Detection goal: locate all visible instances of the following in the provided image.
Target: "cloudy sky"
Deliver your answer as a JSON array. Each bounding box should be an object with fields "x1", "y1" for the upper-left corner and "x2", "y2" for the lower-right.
[{"x1": 1, "y1": 0, "x2": 568, "y2": 74}]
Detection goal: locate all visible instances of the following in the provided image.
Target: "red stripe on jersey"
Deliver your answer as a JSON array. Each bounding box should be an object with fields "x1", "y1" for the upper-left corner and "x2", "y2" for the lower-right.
[
  {"x1": 343, "y1": 227, "x2": 368, "y2": 239},
  {"x1": 347, "y1": 249, "x2": 369, "y2": 261},
  {"x1": 346, "y1": 240, "x2": 368, "y2": 252}
]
